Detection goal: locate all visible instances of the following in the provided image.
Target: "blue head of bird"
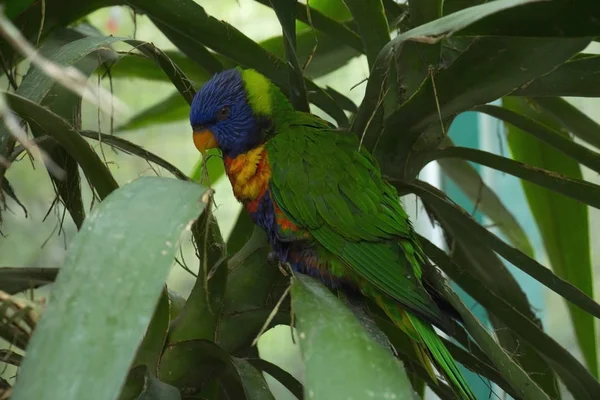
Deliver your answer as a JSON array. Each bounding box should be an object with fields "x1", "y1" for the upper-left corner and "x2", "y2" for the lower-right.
[{"x1": 189, "y1": 68, "x2": 273, "y2": 158}]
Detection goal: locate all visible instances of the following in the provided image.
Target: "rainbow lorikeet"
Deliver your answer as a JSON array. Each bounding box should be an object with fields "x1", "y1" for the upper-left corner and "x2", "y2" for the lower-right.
[{"x1": 189, "y1": 67, "x2": 475, "y2": 400}]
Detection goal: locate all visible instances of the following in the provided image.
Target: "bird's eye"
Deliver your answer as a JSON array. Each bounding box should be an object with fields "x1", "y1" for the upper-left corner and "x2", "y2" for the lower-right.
[{"x1": 216, "y1": 106, "x2": 231, "y2": 121}]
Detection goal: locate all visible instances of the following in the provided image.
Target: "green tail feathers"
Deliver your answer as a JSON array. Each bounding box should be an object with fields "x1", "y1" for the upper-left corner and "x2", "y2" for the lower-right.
[
  {"x1": 407, "y1": 314, "x2": 475, "y2": 400},
  {"x1": 375, "y1": 295, "x2": 476, "y2": 400}
]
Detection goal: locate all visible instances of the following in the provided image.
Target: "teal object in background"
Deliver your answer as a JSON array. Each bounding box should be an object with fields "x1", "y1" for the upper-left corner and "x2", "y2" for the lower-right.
[{"x1": 442, "y1": 110, "x2": 545, "y2": 399}]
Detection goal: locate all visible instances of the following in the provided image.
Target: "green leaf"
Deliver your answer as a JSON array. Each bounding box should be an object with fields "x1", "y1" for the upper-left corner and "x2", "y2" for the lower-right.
[
  {"x1": 427, "y1": 146, "x2": 600, "y2": 211},
  {"x1": 11, "y1": 176, "x2": 210, "y2": 400},
  {"x1": 4, "y1": 92, "x2": 119, "y2": 199},
  {"x1": 378, "y1": 37, "x2": 588, "y2": 176},
  {"x1": 0, "y1": 267, "x2": 58, "y2": 295},
  {"x1": 255, "y1": 0, "x2": 362, "y2": 52},
  {"x1": 354, "y1": 0, "x2": 544, "y2": 144},
  {"x1": 136, "y1": 367, "x2": 181, "y2": 400},
  {"x1": 476, "y1": 104, "x2": 600, "y2": 175},
  {"x1": 526, "y1": 96, "x2": 600, "y2": 150},
  {"x1": 119, "y1": 365, "x2": 181, "y2": 400},
  {"x1": 424, "y1": 269, "x2": 551, "y2": 399},
  {"x1": 503, "y1": 96, "x2": 597, "y2": 378},
  {"x1": 437, "y1": 137, "x2": 534, "y2": 257},
  {"x1": 459, "y1": 0, "x2": 600, "y2": 37},
  {"x1": 18, "y1": 33, "x2": 117, "y2": 229},
  {"x1": 291, "y1": 273, "x2": 415, "y2": 399},
  {"x1": 219, "y1": 227, "x2": 290, "y2": 354},
  {"x1": 117, "y1": 91, "x2": 189, "y2": 132},
  {"x1": 269, "y1": 0, "x2": 310, "y2": 112},
  {"x1": 342, "y1": 0, "x2": 390, "y2": 68},
  {"x1": 231, "y1": 358, "x2": 276, "y2": 400},
  {"x1": 409, "y1": 180, "x2": 600, "y2": 324},
  {"x1": 226, "y1": 211, "x2": 256, "y2": 256},
  {"x1": 4, "y1": 0, "x2": 36, "y2": 20},
  {"x1": 420, "y1": 235, "x2": 600, "y2": 399},
  {"x1": 246, "y1": 358, "x2": 303, "y2": 400},
  {"x1": 168, "y1": 210, "x2": 227, "y2": 343},
  {"x1": 511, "y1": 54, "x2": 600, "y2": 98},
  {"x1": 132, "y1": 288, "x2": 171, "y2": 373},
  {"x1": 158, "y1": 339, "x2": 250, "y2": 398},
  {"x1": 421, "y1": 223, "x2": 559, "y2": 397},
  {"x1": 79, "y1": 130, "x2": 189, "y2": 181}
]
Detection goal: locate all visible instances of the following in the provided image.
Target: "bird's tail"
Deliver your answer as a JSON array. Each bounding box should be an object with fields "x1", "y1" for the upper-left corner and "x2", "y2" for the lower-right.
[{"x1": 375, "y1": 295, "x2": 476, "y2": 400}]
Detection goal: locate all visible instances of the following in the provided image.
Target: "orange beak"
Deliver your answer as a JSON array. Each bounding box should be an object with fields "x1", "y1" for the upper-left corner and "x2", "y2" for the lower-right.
[{"x1": 193, "y1": 128, "x2": 219, "y2": 153}]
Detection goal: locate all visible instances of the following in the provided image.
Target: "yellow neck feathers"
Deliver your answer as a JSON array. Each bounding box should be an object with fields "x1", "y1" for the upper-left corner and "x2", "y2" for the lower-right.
[{"x1": 224, "y1": 145, "x2": 272, "y2": 202}]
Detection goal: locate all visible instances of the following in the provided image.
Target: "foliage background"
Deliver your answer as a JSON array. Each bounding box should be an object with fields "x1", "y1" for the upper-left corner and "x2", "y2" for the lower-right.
[{"x1": 2, "y1": 1, "x2": 600, "y2": 399}]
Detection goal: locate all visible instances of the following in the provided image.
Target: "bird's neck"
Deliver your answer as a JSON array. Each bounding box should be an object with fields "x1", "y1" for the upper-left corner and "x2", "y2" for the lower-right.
[{"x1": 223, "y1": 145, "x2": 271, "y2": 205}]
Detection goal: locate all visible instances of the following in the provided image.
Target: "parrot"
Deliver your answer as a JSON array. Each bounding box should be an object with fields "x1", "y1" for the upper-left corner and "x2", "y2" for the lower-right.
[{"x1": 189, "y1": 67, "x2": 475, "y2": 400}]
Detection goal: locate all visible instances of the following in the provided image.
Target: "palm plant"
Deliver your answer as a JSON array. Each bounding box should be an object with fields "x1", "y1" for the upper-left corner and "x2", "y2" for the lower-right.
[{"x1": 1, "y1": 0, "x2": 600, "y2": 399}]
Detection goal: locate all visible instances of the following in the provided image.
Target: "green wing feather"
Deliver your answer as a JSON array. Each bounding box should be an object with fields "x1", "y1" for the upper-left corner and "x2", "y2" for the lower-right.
[
  {"x1": 267, "y1": 112, "x2": 475, "y2": 400},
  {"x1": 267, "y1": 113, "x2": 445, "y2": 327}
]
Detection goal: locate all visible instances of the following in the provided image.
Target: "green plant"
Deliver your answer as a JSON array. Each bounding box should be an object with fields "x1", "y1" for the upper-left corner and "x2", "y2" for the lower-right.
[{"x1": 2, "y1": 0, "x2": 600, "y2": 399}]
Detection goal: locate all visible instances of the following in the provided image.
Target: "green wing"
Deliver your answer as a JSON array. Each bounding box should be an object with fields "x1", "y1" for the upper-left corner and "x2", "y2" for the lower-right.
[{"x1": 267, "y1": 114, "x2": 445, "y2": 326}]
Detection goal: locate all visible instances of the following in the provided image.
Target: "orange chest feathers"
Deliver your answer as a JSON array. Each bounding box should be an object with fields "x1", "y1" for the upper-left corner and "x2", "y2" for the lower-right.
[{"x1": 224, "y1": 145, "x2": 272, "y2": 203}]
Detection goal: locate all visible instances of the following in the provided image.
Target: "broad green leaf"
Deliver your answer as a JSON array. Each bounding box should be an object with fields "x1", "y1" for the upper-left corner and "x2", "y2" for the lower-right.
[
  {"x1": 247, "y1": 358, "x2": 303, "y2": 400},
  {"x1": 409, "y1": 180, "x2": 600, "y2": 325},
  {"x1": 4, "y1": 92, "x2": 119, "y2": 199},
  {"x1": 219, "y1": 227, "x2": 290, "y2": 353},
  {"x1": 119, "y1": 365, "x2": 181, "y2": 400},
  {"x1": 504, "y1": 96, "x2": 597, "y2": 377},
  {"x1": 443, "y1": 0, "x2": 485, "y2": 15},
  {"x1": 226, "y1": 211, "x2": 256, "y2": 256},
  {"x1": 117, "y1": 91, "x2": 189, "y2": 132},
  {"x1": 437, "y1": 137, "x2": 534, "y2": 257},
  {"x1": 511, "y1": 54, "x2": 600, "y2": 98},
  {"x1": 354, "y1": 0, "x2": 543, "y2": 143},
  {"x1": 231, "y1": 358, "x2": 276, "y2": 400},
  {"x1": 168, "y1": 210, "x2": 227, "y2": 343},
  {"x1": 420, "y1": 235, "x2": 600, "y2": 399},
  {"x1": 424, "y1": 268, "x2": 551, "y2": 399},
  {"x1": 79, "y1": 130, "x2": 189, "y2": 181},
  {"x1": 0, "y1": 267, "x2": 58, "y2": 295},
  {"x1": 291, "y1": 274, "x2": 415, "y2": 400},
  {"x1": 269, "y1": 0, "x2": 310, "y2": 112},
  {"x1": 4, "y1": 0, "x2": 36, "y2": 20},
  {"x1": 11, "y1": 176, "x2": 210, "y2": 400},
  {"x1": 476, "y1": 104, "x2": 600, "y2": 175},
  {"x1": 377, "y1": 37, "x2": 588, "y2": 176},
  {"x1": 167, "y1": 291, "x2": 186, "y2": 321},
  {"x1": 132, "y1": 288, "x2": 171, "y2": 373},
  {"x1": 255, "y1": 0, "x2": 363, "y2": 52},
  {"x1": 527, "y1": 96, "x2": 600, "y2": 150},
  {"x1": 460, "y1": 0, "x2": 600, "y2": 37},
  {"x1": 150, "y1": 20, "x2": 223, "y2": 76},
  {"x1": 394, "y1": 0, "x2": 444, "y2": 107},
  {"x1": 342, "y1": 0, "x2": 390, "y2": 68},
  {"x1": 158, "y1": 339, "x2": 253, "y2": 398}
]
